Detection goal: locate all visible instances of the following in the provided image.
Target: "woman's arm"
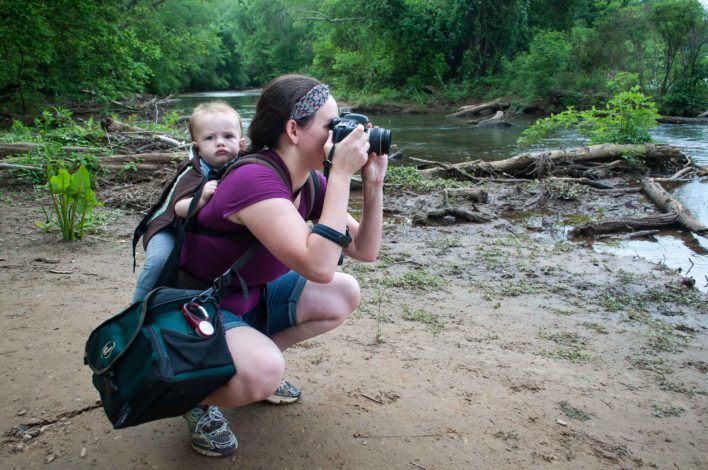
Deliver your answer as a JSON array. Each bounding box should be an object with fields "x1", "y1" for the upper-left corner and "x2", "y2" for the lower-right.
[
  {"x1": 343, "y1": 151, "x2": 388, "y2": 261},
  {"x1": 228, "y1": 128, "x2": 370, "y2": 283}
]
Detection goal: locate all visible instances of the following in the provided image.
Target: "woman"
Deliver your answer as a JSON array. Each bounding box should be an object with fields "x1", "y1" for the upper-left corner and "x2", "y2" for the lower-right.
[{"x1": 178, "y1": 74, "x2": 388, "y2": 457}]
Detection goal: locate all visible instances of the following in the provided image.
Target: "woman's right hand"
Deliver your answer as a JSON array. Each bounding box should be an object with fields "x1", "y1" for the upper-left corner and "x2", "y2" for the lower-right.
[{"x1": 325, "y1": 125, "x2": 369, "y2": 177}]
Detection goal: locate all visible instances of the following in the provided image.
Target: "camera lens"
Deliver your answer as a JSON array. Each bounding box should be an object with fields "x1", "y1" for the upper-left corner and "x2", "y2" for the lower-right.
[{"x1": 367, "y1": 127, "x2": 391, "y2": 155}]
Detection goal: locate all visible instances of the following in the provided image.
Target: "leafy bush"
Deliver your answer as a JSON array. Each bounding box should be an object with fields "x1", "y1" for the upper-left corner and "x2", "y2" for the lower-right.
[{"x1": 518, "y1": 87, "x2": 660, "y2": 147}]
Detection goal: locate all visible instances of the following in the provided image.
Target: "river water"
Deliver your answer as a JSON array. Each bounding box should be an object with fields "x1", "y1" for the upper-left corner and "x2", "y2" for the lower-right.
[{"x1": 174, "y1": 91, "x2": 708, "y2": 291}]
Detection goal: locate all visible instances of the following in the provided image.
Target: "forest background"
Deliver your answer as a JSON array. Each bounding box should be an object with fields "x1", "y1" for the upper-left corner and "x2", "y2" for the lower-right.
[{"x1": 1, "y1": 0, "x2": 706, "y2": 118}]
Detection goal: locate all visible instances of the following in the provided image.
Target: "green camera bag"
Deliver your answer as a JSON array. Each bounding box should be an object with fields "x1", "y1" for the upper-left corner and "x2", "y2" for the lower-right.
[{"x1": 84, "y1": 287, "x2": 236, "y2": 429}]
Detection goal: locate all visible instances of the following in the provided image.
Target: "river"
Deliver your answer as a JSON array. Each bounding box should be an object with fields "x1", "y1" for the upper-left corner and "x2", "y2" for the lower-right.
[{"x1": 173, "y1": 91, "x2": 708, "y2": 291}]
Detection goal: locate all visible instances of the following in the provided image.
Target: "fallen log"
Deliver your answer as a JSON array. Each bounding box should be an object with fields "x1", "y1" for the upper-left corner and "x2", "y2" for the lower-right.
[
  {"x1": 0, "y1": 142, "x2": 103, "y2": 157},
  {"x1": 98, "y1": 152, "x2": 183, "y2": 168},
  {"x1": 470, "y1": 110, "x2": 511, "y2": 128},
  {"x1": 698, "y1": 110, "x2": 708, "y2": 118},
  {"x1": 413, "y1": 207, "x2": 493, "y2": 226},
  {"x1": 657, "y1": 116, "x2": 708, "y2": 125},
  {"x1": 569, "y1": 213, "x2": 680, "y2": 237},
  {"x1": 443, "y1": 187, "x2": 488, "y2": 203},
  {"x1": 642, "y1": 178, "x2": 708, "y2": 233},
  {"x1": 101, "y1": 117, "x2": 183, "y2": 147},
  {"x1": 446, "y1": 100, "x2": 510, "y2": 118},
  {"x1": 418, "y1": 144, "x2": 686, "y2": 179}
]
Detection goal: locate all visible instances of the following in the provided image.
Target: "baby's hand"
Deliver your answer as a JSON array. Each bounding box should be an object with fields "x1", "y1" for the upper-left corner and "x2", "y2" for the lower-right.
[{"x1": 201, "y1": 180, "x2": 218, "y2": 201}]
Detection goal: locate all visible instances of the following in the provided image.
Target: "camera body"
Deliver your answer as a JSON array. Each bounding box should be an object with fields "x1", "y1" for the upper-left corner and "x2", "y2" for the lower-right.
[{"x1": 329, "y1": 113, "x2": 391, "y2": 155}]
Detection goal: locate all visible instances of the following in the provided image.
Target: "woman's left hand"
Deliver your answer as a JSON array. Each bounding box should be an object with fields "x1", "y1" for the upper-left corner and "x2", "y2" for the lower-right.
[{"x1": 361, "y1": 151, "x2": 388, "y2": 186}]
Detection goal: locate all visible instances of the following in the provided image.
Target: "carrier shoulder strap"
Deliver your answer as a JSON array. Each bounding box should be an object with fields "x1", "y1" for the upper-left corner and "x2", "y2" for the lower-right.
[{"x1": 131, "y1": 158, "x2": 196, "y2": 271}]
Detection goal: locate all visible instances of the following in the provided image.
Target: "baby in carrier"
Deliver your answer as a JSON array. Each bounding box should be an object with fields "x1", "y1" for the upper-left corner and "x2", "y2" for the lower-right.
[{"x1": 132, "y1": 101, "x2": 245, "y2": 301}]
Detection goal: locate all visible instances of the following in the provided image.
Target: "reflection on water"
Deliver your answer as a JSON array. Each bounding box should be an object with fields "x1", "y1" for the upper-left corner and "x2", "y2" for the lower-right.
[{"x1": 171, "y1": 91, "x2": 708, "y2": 291}]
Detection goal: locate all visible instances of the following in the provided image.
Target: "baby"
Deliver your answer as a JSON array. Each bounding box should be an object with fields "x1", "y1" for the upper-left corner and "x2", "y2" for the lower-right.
[{"x1": 132, "y1": 101, "x2": 245, "y2": 301}]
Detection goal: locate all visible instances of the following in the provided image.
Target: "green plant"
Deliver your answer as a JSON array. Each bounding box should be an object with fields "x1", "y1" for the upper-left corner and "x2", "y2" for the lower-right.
[
  {"x1": 402, "y1": 305, "x2": 444, "y2": 334},
  {"x1": 518, "y1": 87, "x2": 660, "y2": 147},
  {"x1": 41, "y1": 164, "x2": 101, "y2": 240},
  {"x1": 560, "y1": 401, "x2": 591, "y2": 421}
]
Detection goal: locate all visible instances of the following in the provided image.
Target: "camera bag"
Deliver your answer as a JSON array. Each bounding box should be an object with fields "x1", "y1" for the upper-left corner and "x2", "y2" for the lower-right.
[
  {"x1": 84, "y1": 287, "x2": 236, "y2": 429},
  {"x1": 85, "y1": 239, "x2": 263, "y2": 429}
]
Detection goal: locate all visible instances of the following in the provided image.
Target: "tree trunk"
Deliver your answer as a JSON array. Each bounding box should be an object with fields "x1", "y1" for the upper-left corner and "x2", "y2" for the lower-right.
[
  {"x1": 0, "y1": 142, "x2": 102, "y2": 157},
  {"x1": 418, "y1": 144, "x2": 686, "y2": 179},
  {"x1": 446, "y1": 100, "x2": 509, "y2": 118},
  {"x1": 657, "y1": 116, "x2": 708, "y2": 125},
  {"x1": 569, "y1": 213, "x2": 680, "y2": 237},
  {"x1": 641, "y1": 178, "x2": 708, "y2": 234}
]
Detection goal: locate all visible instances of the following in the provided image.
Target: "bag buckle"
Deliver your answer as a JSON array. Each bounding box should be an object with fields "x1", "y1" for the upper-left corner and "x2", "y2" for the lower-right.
[{"x1": 181, "y1": 302, "x2": 215, "y2": 338}]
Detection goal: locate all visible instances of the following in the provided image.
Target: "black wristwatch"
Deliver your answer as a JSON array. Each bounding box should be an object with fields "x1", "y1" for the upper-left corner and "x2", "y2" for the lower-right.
[{"x1": 312, "y1": 224, "x2": 352, "y2": 248}]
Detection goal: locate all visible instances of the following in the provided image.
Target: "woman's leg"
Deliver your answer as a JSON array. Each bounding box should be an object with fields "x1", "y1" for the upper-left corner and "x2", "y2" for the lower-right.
[
  {"x1": 270, "y1": 272, "x2": 360, "y2": 351},
  {"x1": 204, "y1": 326, "x2": 285, "y2": 407}
]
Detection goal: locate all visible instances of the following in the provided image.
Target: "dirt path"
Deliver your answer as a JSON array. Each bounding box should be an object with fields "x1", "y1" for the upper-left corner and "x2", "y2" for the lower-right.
[{"x1": 1, "y1": 186, "x2": 706, "y2": 469}]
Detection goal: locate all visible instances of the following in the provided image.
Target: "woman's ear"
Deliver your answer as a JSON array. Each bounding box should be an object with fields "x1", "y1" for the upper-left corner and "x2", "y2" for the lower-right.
[{"x1": 284, "y1": 119, "x2": 299, "y2": 145}]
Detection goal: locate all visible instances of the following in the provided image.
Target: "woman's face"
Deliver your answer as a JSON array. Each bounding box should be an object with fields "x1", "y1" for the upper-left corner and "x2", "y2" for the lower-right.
[{"x1": 298, "y1": 96, "x2": 338, "y2": 162}]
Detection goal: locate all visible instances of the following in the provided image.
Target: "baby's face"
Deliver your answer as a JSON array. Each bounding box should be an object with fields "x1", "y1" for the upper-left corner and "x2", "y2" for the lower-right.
[{"x1": 192, "y1": 112, "x2": 244, "y2": 168}]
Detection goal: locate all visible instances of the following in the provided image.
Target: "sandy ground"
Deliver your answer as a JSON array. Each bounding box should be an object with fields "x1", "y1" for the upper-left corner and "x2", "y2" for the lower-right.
[{"x1": 1, "y1": 182, "x2": 707, "y2": 470}]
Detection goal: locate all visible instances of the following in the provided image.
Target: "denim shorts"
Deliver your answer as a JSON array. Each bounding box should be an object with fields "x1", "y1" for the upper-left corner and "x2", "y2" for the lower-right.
[{"x1": 222, "y1": 271, "x2": 306, "y2": 337}]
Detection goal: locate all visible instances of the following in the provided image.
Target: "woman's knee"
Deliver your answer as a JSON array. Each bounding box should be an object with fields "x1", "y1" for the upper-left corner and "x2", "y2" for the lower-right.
[
  {"x1": 233, "y1": 348, "x2": 284, "y2": 402},
  {"x1": 338, "y1": 272, "x2": 361, "y2": 312}
]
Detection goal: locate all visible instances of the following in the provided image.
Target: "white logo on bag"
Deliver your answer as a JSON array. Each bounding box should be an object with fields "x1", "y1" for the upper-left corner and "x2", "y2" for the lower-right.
[{"x1": 101, "y1": 341, "x2": 116, "y2": 358}]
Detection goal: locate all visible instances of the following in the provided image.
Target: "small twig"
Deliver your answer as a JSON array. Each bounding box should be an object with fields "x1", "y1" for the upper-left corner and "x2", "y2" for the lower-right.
[
  {"x1": 685, "y1": 258, "x2": 694, "y2": 275},
  {"x1": 361, "y1": 393, "x2": 384, "y2": 405},
  {"x1": 599, "y1": 399, "x2": 614, "y2": 409},
  {"x1": 410, "y1": 461, "x2": 428, "y2": 470}
]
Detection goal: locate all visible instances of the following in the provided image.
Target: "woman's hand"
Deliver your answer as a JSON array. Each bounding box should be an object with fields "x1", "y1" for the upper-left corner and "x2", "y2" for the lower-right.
[
  {"x1": 361, "y1": 151, "x2": 388, "y2": 186},
  {"x1": 325, "y1": 125, "x2": 369, "y2": 177}
]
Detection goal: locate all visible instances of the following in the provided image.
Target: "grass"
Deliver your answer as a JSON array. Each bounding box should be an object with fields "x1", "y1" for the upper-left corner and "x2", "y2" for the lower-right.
[
  {"x1": 382, "y1": 270, "x2": 447, "y2": 290},
  {"x1": 402, "y1": 305, "x2": 444, "y2": 334},
  {"x1": 582, "y1": 322, "x2": 609, "y2": 334},
  {"x1": 540, "y1": 331, "x2": 587, "y2": 347},
  {"x1": 560, "y1": 401, "x2": 591, "y2": 421},
  {"x1": 652, "y1": 404, "x2": 684, "y2": 418},
  {"x1": 538, "y1": 349, "x2": 593, "y2": 363}
]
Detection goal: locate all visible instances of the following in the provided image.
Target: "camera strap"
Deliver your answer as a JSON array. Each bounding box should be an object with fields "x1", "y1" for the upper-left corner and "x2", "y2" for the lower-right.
[{"x1": 323, "y1": 144, "x2": 336, "y2": 179}]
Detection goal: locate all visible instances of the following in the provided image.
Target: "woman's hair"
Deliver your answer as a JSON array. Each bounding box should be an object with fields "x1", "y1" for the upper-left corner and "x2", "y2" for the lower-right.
[
  {"x1": 188, "y1": 101, "x2": 243, "y2": 140},
  {"x1": 242, "y1": 74, "x2": 323, "y2": 155}
]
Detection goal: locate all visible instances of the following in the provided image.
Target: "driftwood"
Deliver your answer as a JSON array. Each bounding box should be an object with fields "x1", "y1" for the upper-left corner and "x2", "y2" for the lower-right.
[
  {"x1": 101, "y1": 117, "x2": 183, "y2": 148},
  {"x1": 446, "y1": 100, "x2": 510, "y2": 118},
  {"x1": 98, "y1": 152, "x2": 183, "y2": 169},
  {"x1": 569, "y1": 213, "x2": 680, "y2": 237},
  {"x1": 0, "y1": 142, "x2": 103, "y2": 157},
  {"x1": 698, "y1": 110, "x2": 708, "y2": 118},
  {"x1": 642, "y1": 178, "x2": 708, "y2": 233},
  {"x1": 470, "y1": 110, "x2": 511, "y2": 128},
  {"x1": 413, "y1": 207, "x2": 493, "y2": 226},
  {"x1": 657, "y1": 116, "x2": 708, "y2": 125},
  {"x1": 418, "y1": 144, "x2": 686, "y2": 179},
  {"x1": 443, "y1": 188, "x2": 488, "y2": 203}
]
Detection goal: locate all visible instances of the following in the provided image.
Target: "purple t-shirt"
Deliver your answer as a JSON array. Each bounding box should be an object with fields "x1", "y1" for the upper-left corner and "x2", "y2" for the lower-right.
[{"x1": 180, "y1": 150, "x2": 326, "y2": 314}]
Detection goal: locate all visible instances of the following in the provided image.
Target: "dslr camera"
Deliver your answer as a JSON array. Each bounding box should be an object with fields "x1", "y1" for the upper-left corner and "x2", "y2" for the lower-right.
[{"x1": 329, "y1": 113, "x2": 392, "y2": 155}]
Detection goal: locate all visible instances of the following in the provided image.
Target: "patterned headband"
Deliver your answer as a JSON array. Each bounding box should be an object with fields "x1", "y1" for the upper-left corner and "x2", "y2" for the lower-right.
[{"x1": 291, "y1": 84, "x2": 330, "y2": 121}]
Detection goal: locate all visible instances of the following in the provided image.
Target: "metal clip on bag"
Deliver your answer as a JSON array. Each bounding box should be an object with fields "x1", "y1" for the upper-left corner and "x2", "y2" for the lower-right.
[{"x1": 84, "y1": 287, "x2": 236, "y2": 429}]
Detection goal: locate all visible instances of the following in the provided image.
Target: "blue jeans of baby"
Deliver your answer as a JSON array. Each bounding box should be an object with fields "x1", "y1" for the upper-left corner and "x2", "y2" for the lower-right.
[{"x1": 132, "y1": 230, "x2": 175, "y2": 302}]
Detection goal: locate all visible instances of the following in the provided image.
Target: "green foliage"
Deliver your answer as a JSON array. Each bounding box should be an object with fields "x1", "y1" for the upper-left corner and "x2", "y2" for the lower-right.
[
  {"x1": 0, "y1": 0, "x2": 705, "y2": 115},
  {"x1": 518, "y1": 87, "x2": 660, "y2": 147},
  {"x1": 384, "y1": 166, "x2": 467, "y2": 192},
  {"x1": 42, "y1": 164, "x2": 101, "y2": 240}
]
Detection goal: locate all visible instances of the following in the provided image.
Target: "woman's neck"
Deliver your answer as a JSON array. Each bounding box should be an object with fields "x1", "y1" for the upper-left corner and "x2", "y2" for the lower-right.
[{"x1": 272, "y1": 145, "x2": 311, "y2": 192}]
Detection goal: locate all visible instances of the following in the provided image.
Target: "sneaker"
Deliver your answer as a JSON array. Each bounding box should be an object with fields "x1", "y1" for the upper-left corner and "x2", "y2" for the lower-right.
[
  {"x1": 183, "y1": 405, "x2": 237, "y2": 457},
  {"x1": 265, "y1": 379, "x2": 301, "y2": 405}
]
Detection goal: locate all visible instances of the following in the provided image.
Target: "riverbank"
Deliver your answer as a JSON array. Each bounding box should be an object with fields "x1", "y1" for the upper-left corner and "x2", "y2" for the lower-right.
[{"x1": 0, "y1": 175, "x2": 706, "y2": 468}]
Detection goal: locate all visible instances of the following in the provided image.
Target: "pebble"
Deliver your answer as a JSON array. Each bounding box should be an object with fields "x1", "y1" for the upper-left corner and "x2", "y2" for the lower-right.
[
  {"x1": 80, "y1": 448, "x2": 87, "y2": 458},
  {"x1": 556, "y1": 419, "x2": 567, "y2": 426},
  {"x1": 17, "y1": 409, "x2": 28, "y2": 416}
]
